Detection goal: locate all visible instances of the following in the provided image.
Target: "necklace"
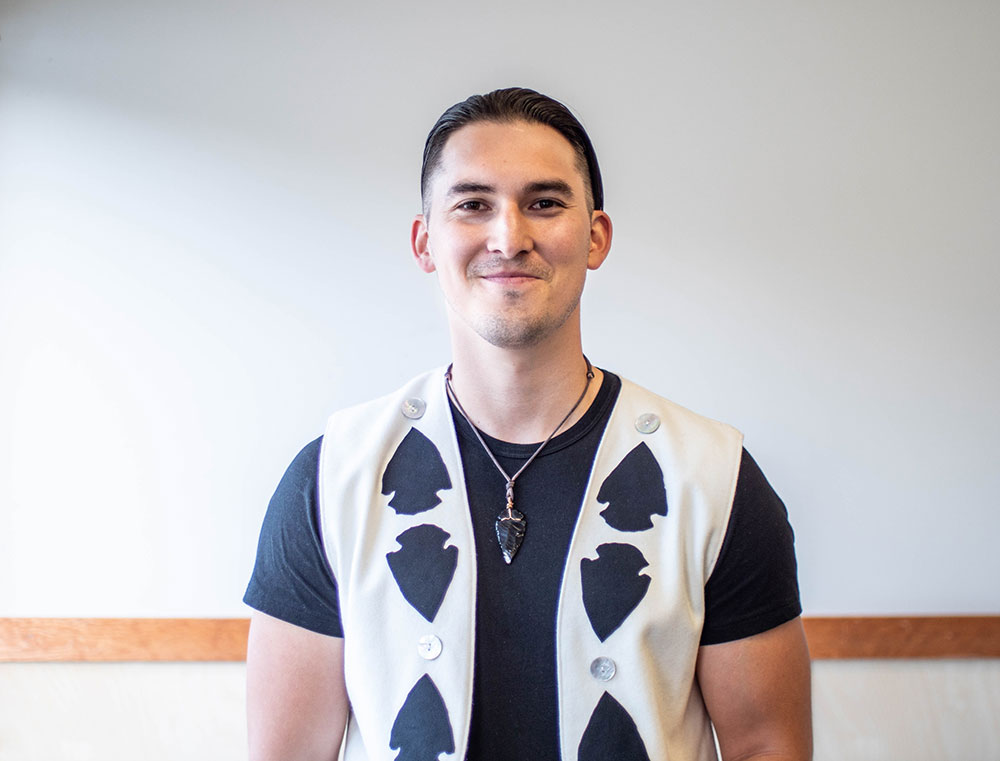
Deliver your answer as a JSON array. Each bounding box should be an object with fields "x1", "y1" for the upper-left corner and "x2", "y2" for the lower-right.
[{"x1": 444, "y1": 357, "x2": 595, "y2": 564}]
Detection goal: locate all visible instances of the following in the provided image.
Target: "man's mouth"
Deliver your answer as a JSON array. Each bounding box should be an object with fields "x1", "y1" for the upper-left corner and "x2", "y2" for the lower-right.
[
  {"x1": 473, "y1": 263, "x2": 548, "y2": 283},
  {"x1": 481, "y1": 272, "x2": 538, "y2": 282}
]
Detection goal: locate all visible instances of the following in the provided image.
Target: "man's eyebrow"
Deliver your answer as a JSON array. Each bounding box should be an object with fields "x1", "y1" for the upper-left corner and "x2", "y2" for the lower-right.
[
  {"x1": 524, "y1": 180, "x2": 575, "y2": 197},
  {"x1": 445, "y1": 180, "x2": 576, "y2": 198},
  {"x1": 446, "y1": 182, "x2": 495, "y2": 197}
]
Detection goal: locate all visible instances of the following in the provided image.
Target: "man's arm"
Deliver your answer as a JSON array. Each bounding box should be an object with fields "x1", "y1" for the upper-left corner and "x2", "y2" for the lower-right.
[
  {"x1": 247, "y1": 610, "x2": 349, "y2": 761},
  {"x1": 696, "y1": 616, "x2": 812, "y2": 761}
]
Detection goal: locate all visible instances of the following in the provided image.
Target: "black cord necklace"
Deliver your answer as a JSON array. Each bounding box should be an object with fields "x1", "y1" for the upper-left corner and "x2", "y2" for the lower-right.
[{"x1": 444, "y1": 357, "x2": 595, "y2": 564}]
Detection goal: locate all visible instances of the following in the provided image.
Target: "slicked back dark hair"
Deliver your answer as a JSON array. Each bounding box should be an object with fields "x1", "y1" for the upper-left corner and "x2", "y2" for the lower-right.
[{"x1": 420, "y1": 87, "x2": 604, "y2": 214}]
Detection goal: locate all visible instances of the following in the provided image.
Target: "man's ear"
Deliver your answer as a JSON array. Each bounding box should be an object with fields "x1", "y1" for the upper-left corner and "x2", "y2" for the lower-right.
[
  {"x1": 411, "y1": 215, "x2": 436, "y2": 273},
  {"x1": 587, "y1": 210, "x2": 613, "y2": 271}
]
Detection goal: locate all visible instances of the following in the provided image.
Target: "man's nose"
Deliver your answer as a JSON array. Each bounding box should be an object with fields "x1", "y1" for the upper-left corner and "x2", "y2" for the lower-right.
[{"x1": 486, "y1": 205, "x2": 532, "y2": 258}]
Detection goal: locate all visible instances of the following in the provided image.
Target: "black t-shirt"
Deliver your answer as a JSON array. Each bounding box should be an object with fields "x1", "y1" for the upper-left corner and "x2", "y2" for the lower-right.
[{"x1": 245, "y1": 371, "x2": 801, "y2": 759}]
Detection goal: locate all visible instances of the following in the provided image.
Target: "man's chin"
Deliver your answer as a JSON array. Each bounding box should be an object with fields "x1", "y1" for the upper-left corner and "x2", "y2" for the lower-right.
[
  {"x1": 448, "y1": 296, "x2": 580, "y2": 351},
  {"x1": 471, "y1": 308, "x2": 577, "y2": 350}
]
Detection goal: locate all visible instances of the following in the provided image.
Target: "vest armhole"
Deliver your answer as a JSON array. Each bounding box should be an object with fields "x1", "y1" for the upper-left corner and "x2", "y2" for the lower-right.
[{"x1": 704, "y1": 432, "x2": 744, "y2": 581}]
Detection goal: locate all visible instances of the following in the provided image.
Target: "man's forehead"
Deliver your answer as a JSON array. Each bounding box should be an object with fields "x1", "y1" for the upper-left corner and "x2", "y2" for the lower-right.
[{"x1": 431, "y1": 121, "x2": 586, "y2": 190}]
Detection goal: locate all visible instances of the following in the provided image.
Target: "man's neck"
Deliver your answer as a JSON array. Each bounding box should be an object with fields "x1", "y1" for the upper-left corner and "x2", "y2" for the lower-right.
[{"x1": 446, "y1": 335, "x2": 603, "y2": 445}]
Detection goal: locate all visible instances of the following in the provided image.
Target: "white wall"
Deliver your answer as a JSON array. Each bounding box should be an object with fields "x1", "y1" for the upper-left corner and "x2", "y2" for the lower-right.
[{"x1": 1, "y1": 0, "x2": 998, "y2": 616}]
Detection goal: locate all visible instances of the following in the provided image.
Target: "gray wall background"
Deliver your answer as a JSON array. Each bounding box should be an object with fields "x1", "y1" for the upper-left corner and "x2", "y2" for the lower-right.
[{"x1": 1, "y1": 0, "x2": 997, "y2": 617}]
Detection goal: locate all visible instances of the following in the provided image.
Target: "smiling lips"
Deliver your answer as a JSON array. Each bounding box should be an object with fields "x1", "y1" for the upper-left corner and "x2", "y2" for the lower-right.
[
  {"x1": 481, "y1": 272, "x2": 538, "y2": 284},
  {"x1": 470, "y1": 261, "x2": 549, "y2": 284}
]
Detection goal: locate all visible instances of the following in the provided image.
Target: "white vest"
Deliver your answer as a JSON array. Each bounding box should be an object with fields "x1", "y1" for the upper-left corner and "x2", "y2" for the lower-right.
[{"x1": 318, "y1": 369, "x2": 743, "y2": 761}]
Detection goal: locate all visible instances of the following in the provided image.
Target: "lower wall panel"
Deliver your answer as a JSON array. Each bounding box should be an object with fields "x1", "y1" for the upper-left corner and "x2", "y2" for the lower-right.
[
  {"x1": 1, "y1": 660, "x2": 999, "y2": 761},
  {"x1": 812, "y1": 659, "x2": 1000, "y2": 761},
  {"x1": 0, "y1": 662, "x2": 246, "y2": 761}
]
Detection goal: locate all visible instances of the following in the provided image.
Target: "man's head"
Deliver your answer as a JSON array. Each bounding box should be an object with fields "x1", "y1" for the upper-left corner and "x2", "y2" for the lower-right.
[
  {"x1": 420, "y1": 87, "x2": 604, "y2": 217},
  {"x1": 410, "y1": 90, "x2": 612, "y2": 353}
]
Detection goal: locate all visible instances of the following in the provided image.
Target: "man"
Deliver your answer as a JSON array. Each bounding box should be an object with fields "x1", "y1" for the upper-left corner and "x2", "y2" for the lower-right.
[{"x1": 245, "y1": 87, "x2": 812, "y2": 761}]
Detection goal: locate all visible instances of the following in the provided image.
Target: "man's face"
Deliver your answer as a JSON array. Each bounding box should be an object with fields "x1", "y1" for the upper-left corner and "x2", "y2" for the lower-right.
[{"x1": 411, "y1": 120, "x2": 611, "y2": 351}]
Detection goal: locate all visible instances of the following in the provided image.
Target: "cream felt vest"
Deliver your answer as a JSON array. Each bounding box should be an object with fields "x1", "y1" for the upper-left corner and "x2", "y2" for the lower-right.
[{"x1": 318, "y1": 368, "x2": 743, "y2": 761}]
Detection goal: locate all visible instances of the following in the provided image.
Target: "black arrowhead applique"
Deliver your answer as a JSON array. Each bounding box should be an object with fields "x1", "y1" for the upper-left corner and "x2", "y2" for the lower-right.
[
  {"x1": 578, "y1": 691, "x2": 651, "y2": 761},
  {"x1": 382, "y1": 428, "x2": 452, "y2": 515},
  {"x1": 596, "y1": 442, "x2": 667, "y2": 531},
  {"x1": 389, "y1": 674, "x2": 455, "y2": 761},
  {"x1": 386, "y1": 524, "x2": 458, "y2": 623},
  {"x1": 581, "y1": 543, "x2": 651, "y2": 642}
]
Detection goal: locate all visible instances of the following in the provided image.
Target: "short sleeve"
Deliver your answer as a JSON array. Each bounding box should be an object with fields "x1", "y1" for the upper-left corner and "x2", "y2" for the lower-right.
[
  {"x1": 244, "y1": 436, "x2": 343, "y2": 637},
  {"x1": 700, "y1": 448, "x2": 801, "y2": 645}
]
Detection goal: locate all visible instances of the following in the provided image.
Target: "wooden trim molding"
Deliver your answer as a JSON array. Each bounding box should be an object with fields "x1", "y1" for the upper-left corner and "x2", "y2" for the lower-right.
[
  {"x1": 803, "y1": 616, "x2": 1000, "y2": 659},
  {"x1": 0, "y1": 618, "x2": 250, "y2": 662},
  {"x1": 1, "y1": 616, "x2": 998, "y2": 662}
]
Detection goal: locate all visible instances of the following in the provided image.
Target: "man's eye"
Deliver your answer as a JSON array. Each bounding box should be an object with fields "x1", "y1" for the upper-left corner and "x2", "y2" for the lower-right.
[
  {"x1": 458, "y1": 201, "x2": 485, "y2": 211},
  {"x1": 532, "y1": 199, "x2": 561, "y2": 210}
]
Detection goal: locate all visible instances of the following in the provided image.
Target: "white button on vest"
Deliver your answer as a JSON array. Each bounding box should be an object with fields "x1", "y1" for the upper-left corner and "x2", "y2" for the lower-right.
[
  {"x1": 401, "y1": 398, "x2": 426, "y2": 419},
  {"x1": 634, "y1": 412, "x2": 660, "y2": 434},
  {"x1": 590, "y1": 656, "x2": 616, "y2": 681},
  {"x1": 417, "y1": 634, "x2": 442, "y2": 660}
]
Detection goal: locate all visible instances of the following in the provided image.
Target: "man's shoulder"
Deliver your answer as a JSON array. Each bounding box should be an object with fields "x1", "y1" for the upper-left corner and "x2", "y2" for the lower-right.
[
  {"x1": 324, "y1": 367, "x2": 448, "y2": 426},
  {"x1": 613, "y1": 373, "x2": 743, "y2": 443},
  {"x1": 316, "y1": 367, "x2": 453, "y2": 472}
]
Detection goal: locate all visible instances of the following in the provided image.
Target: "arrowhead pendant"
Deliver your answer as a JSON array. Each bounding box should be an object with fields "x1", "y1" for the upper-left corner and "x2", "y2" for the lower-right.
[{"x1": 495, "y1": 505, "x2": 526, "y2": 564}]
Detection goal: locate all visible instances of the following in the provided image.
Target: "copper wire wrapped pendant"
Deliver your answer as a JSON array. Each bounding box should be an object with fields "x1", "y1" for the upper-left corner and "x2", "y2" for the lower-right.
[{"x1": 495, "y1": 505, "x2": 526, "y2": 564}]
